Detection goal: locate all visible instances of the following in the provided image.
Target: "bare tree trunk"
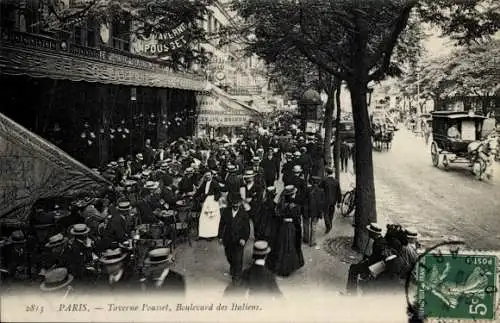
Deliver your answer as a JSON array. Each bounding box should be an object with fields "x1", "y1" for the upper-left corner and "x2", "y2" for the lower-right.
[
  {"x1": 349, "y1": 14, "x2": 377, "y2": 252},
  {"x1": 323, "y1": 88, "x2": 335, "y2": 169},
  {"x1": 334, "y1": 81, "x2": 342, "y2": 181}
]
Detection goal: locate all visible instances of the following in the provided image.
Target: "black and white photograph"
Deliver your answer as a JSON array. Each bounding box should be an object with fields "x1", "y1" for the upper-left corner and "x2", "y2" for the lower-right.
[{"x1": 0, "y1": 0, "x2": 499, "y2": 322}]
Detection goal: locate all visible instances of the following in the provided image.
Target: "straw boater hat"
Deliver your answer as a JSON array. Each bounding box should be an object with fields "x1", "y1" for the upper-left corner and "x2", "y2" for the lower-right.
[
  {"x1": 40, "y1": 267, "x2": 74, "y2": 292},
  {"x1": 185, "y1": 167, "x2": 194, "y2": 174},
  {"x1": 45, "y1": 233, "x2": 67, "y2": 248},
  {"x1": 405, "y1": 227, "x2": 419, "y2": 239},
  {"x1": 109, "y1": 161, "x2": 118, "y2": 168},
  {"x1": 253, "y1": 241, "x2": 271, "y2": 256},
  {"x1": 266, "y1": 186, "x2": 277, "y2": 195},
  {"x1": 226, "y1": 164, "x2": 237, "y2": 172},
  {"x1": 142, "y1": 169, "x2": 152, "y2": 177},
  {"x1": 69, "y1": 223, "x2": 90, "y2": 236},
  {"x1": 144, "y1": 248, "x2": 173, "y2": 265},
  {"x1": 100, "y1": 248, "x2": 127, "y2": 265},
  {"x1": 136, "y1": 153, "x2": 144, "y2": 160},
  {"x1": 252, "y1": 157, "x2": 261, "y2": 164},
  {"x1": 118, "y1": 157, "x2": 125, "y2": 163},
  {"x1": 366, "y1": 223, "x2": 383, "y2": 235},
  {"x1": 243, "y1": 170, "x2": 256, "y2": 178},
  {"x1": 144, "y1": 181, "x2": 160, "y2": 190},
  {"x1": 292, "y1": 165, "x2": 302, "y2": 173},
  {"x1": 293, "y1": 151, "x2": 301, "y2": 157},
  {"x1": 283, "y1": 185, "x2": 296, "y2": 196},
  {"x1": 117, "y1": 200, "x2": 132, "y2": 212},
  {"x1": 160, "y1": 161, "x2": 169, "y2": 169},
  {"x1": 8, "y1": 230, "x2": 26, "y2": 244}
]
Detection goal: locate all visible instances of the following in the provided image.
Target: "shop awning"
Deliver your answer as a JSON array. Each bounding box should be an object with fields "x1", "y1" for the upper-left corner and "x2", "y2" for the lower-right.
[
  {"x1": 197, "y1": 85, "x2": 262, "y2": 127},
  {"x1": 0, "y1": 31, "x2": 207, "y2": 91},
  {"x1": 0, "y1": 112, "x2": 111, "y2": 221}
]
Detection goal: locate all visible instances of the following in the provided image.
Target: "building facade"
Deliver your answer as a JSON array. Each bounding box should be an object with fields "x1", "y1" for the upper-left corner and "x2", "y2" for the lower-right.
[{"x1": 0, "y1": 0, "x2": 206, "y2": 167}]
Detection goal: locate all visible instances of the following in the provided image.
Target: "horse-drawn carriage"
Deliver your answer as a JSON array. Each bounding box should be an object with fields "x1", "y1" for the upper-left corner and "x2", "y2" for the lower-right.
[{"x1": 430, "y1": 111, "x2": 498, "y2": 180}]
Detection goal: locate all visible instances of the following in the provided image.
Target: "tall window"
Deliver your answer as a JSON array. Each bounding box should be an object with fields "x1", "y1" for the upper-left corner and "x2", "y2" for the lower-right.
[{"x1": 111, "y1": 16, "x2": 131, "y2": 51}]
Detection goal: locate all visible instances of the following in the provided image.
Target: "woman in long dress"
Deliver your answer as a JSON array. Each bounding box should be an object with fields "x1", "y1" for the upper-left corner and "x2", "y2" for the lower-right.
[
  {"x1": 193, "y1": 171, "x2": 221, "y2": 239},
  {"x1": 270, "y1": 185, "x2": 304, "y2": 277}
]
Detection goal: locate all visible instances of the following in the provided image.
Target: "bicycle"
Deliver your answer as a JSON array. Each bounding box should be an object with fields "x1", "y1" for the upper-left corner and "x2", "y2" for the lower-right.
[{"x1": 341, "y1": 171, "x2": 356, "y2": 217}]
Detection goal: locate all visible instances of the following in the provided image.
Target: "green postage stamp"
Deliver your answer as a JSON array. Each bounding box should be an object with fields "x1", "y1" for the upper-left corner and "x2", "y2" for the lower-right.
[{"x1": 416, "y1": 251, "x2": 498, "y2": 321}]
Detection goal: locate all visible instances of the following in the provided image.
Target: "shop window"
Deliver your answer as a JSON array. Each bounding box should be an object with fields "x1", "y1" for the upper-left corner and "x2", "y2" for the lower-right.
[
  {"x1": 111, "y1": 16, "x2": 131, "y2": 52},
  {"x1": 0, "y1": 3, "x2": 17, "y2": 30}
]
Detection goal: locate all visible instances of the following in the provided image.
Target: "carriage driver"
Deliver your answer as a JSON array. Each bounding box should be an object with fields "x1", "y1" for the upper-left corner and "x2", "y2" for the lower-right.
[{"x1": 447, "y1": 121, "x2": 460, "y2": 139}]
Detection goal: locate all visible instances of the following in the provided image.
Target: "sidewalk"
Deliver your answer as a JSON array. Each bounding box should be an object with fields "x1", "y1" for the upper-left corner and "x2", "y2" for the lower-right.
[{"x1": 171, "y1": 167, "x2": 392, "y2": 297}]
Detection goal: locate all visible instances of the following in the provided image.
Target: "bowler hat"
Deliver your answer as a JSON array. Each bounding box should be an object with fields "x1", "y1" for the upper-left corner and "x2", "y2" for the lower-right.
[
  {"x1": 40, "y1": 268, "x2": 74, "y2": 292},
  {"x1": 8, "y1": 230, "x2": 26, "y2": 244}
]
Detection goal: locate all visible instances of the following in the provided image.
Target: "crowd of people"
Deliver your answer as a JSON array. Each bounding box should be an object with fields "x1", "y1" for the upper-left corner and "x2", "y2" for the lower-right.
[{"x1": 1, "y1": 121, "x2": 349, "y2": 298}]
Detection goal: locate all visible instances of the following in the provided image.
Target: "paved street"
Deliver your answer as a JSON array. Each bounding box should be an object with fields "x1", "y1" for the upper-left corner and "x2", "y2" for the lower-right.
[{"x1": 374, "y1": 128, "x2": 500, "y2": 250}]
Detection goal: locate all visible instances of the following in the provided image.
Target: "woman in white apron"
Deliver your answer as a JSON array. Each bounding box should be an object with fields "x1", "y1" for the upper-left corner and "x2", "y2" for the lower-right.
[{"x1": 194, "y1": 171, "x2": 221, "y2": 239}]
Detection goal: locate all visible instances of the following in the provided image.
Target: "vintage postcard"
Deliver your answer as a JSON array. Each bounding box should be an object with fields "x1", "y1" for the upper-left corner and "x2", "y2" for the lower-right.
[{"x1": 1, "y1": 0, "x2": 499, "y2": 322}]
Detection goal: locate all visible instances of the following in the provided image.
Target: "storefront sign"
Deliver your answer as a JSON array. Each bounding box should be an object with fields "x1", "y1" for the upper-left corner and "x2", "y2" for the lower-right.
[
  {"x1": 198, "y1": 114, "x2": 252, "y2": 127},
  {"x1": 133, "y1": 23, "x2": 190, "y2": 56}
]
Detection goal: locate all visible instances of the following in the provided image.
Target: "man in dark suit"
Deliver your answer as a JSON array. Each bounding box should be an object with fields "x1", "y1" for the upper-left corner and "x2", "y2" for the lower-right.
[
  {"x1": 141, "y1": 248, "x2": 186, "y2": 296},
  {"x1": 241, "y1": 241, "x2": 282, "y2": 298},
  {"x1": 321, "y1": 167, "x2": 342, "y2": 234},
  {"x1": 303, "y1": 176, "x2": 325, "y2": 247},
  {"x1": 218, "y1": 194, "x2": 250, "y2": 285},
  {"x1": 95, "y1": 247, "x2": 136, "y2": 294},
  {"x1": 260, "y1": 150, "x2": 277, "y2": 187}
]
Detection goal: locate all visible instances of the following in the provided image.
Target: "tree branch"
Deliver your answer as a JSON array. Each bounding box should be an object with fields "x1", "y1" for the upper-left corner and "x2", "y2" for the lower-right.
[{"x1": 368, "y1": 0, "x2": 418, "y2": 82}]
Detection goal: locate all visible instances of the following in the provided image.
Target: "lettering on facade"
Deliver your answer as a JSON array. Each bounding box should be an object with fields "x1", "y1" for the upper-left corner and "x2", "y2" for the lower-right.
[{"x1": 133, "y1": 23, "x2": 190, "y2": 56}]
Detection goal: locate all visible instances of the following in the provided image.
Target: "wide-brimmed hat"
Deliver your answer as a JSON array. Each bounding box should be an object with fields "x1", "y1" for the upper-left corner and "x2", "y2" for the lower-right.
[
  {"x1": 117, "y1": 200, "x2": 132, "y2": 211},
  {"x1": 243, "y1": 170, "x2": 256, "y2": 178},
  {"x1": 405, "y1": 227, "x2": 419, "y2": 239},
  {"x1": 283, "y1": 185, "x2": 296, "y2": 196},
  {"x1": 136, "y1": 153, "x2": 144, "y2": 160},
  {"x1": 144, "y1": 248, "x2": 173, "y2": 265},
  {"x1": 45, "y1": 233, "x2": 67, "y2": 248},
  {"x1": 40, "y1": 267, "x2": 74, "y2": 292},
  {"x1": 8, "y1": 230, "x2": 26, "y2": 244},
  {"x1": 253, "y1": 240, "x2": 271, "y2": 256},
  {"x1": 366, "y1": 223, "x2": 383, "y2": 235},
  {"x1": 99, "y1": 248, "x2": 127, "y2": 265},
  {"x1": 69, "y1": 223, "x2": 90, "y2": 236},
  {"x1": 292, "y1": 165, "x2": 302, "y2": 173},
  {"x1": 144, "y1": 181, "x2": 160, "y2": 190}
]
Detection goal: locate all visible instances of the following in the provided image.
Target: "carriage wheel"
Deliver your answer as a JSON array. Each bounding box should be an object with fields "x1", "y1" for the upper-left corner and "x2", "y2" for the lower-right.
[
  {"x1": 341, "y1": 191, "x2": 355, "y2": 217},
  {"x1": 431, "y1": 142, "x2": 439, "y2": 167},
  {"x1": 442, "y1": 155, "x2": 450, "y2": 170}
]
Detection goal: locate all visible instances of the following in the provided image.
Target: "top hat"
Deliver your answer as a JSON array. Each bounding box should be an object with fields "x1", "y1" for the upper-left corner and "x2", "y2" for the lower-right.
[
  {"x1": 282, "y1": 185, "x2": 296, "y2": 196},
  {"x1": 40, "y1": 268, "x2": 74, "y2": 292},
  {"x1": 253, "y1": 240, "x2": 271, "y2": 256},
  {"x1": 117, "y1": 200, "x2": 132, "y2": 211},
  {"x1": 292, "y1": 165, "x2": 302, "y2": 173},
  {"x1": 366, "y1": 223, "x2": 383, "y2": 235},
  {"x1": 45, "y1": 233, "x2": 67, "y2": 248},
  {"x1": 136, "y1": 153, "x2": 144, "y2": 160},
  {"x1": 144, "y1": 181, "x2": 160, "y2": 190},
  {"x1": 243, "y1": 170, "x2": 256, "y2": 178},
  {"x1": 8, "y1": 230, "x2": 26, "y2": 244},
  {"x1": 144, "y1": 248, "x2": 173, "y2": 265},
  {"x1": 99, "y1": 248, "x2": 127, "y2": 265},
  {"x1": 69, "y1": 223, "x2": 90, "y2": 236},
  {"x1": 405, "y1": 227, "x2": 419, "y2": 239}
]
